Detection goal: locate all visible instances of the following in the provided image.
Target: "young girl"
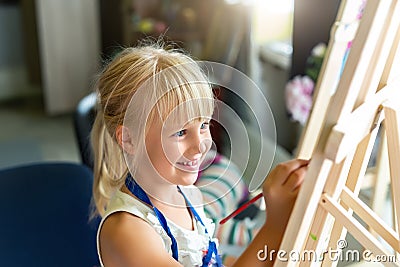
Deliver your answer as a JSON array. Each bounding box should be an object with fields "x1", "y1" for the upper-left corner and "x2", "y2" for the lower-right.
[{"x1": 91, "y1": 43, "x2": 308, "y2": 267}]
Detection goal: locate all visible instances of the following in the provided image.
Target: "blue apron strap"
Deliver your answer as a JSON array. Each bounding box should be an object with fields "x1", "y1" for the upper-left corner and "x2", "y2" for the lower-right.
[
  {"x1": 178, "y1": 187, "x2": 208, "y2": 229},
  {"x1": 178, "y1": 186, "x2": 223, "y2": 267},
  {"x1": 125, "y1": 175, "x2": 179, "y2": 261},
  {"x1": 203, "y1": 241, "x2": 222, "y2": 267}
]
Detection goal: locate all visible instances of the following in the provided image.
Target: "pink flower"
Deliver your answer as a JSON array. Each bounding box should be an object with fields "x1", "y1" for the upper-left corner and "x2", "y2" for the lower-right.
[{"x1": 285, "y1": 75, "x2": 314, "y2": 125}]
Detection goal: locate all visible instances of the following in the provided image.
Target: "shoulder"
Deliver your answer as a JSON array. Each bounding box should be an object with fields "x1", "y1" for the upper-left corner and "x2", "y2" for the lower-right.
[
  {"x1": 99, "y1": 212, "x2": 179, "y2": 267},
  {"x1": 100, "y1": 212, "x2": 159, "y2": 245}
]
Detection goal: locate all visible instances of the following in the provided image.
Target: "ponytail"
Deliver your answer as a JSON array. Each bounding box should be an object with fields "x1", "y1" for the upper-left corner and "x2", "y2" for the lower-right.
[{"x1": 90, "y1": 109, "x2": 127, "y2": 218}]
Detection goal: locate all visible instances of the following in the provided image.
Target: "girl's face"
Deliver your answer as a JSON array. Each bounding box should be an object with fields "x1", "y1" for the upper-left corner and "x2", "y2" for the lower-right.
[{"x1": 143, "y1": 115, "x2": 212, "y2": 186}]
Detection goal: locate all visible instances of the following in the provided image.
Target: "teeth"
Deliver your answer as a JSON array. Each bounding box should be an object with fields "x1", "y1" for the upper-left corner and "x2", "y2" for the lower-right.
[{"x1": 179, "y1": 159, "x2": 198, "y2": 166}]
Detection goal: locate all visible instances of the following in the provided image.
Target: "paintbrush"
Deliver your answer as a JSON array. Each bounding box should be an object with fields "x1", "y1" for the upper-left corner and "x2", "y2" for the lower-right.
[{"x1": 219, "y1": 192, "x2": 263, "y2": 224}]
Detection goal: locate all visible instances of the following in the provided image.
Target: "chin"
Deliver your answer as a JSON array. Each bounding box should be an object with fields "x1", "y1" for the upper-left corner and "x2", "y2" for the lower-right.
[{"x1": 178, "y1": 171, "x2": 199, "y2": 186}]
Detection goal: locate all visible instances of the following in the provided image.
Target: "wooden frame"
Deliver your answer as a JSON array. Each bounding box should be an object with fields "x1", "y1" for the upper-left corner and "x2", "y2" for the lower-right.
[{"x1": 275, "y1": 0, "x2": 400, "y2": 266}]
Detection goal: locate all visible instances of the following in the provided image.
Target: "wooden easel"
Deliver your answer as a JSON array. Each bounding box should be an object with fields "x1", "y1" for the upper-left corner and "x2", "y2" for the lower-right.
[{"x1": 276, "y1": 0, "x2": 400, "y2": 266}]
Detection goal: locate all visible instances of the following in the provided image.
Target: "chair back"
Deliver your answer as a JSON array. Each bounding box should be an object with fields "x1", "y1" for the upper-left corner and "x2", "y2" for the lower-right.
[
  {"x1": 74, "y1": 92, "x2": 96, "y2": 169},
  {"x1": 0, "y1": 162, "x2": 100, "y2": 267}
]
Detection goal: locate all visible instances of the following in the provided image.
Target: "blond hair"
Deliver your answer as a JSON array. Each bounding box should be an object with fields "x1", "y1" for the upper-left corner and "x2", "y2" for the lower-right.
[{"x1": 91, "y1": 44, "x2": 214, "y2": 217}]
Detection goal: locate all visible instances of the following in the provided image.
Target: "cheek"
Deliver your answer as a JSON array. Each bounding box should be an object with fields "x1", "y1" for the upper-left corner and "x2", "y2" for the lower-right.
[
  {"x1": 160, "y1": 138, "x2": 182, "y2": 163},
  {"x1": 145, "y1": 134, "x2": 166, "y2": 164}
]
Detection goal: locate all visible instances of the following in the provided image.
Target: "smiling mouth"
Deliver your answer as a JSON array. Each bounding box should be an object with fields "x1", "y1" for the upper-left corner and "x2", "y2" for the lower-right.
[{"x1": 176, "y1": 159, "x2": 199, "y2": 167}]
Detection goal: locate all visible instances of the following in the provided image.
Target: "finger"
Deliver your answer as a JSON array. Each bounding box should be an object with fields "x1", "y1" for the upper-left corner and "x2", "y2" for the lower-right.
[
  {"x1": 292, "y1": 185, "x2": 301, "y2": 196},
  {"x1": 283, "y1": 165, "x2": 307, "y2": 192},
  {"x1": 274, "y1": 159, "x2": 309, "y2": 184}
]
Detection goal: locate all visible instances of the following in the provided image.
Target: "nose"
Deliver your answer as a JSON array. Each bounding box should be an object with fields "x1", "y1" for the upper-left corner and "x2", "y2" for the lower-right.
[
  {"x1": 188, "y1": 133, "x2": 212, "y2": 155},
  {"x1": 199, "y1": 138, "x2": 212, "y2": 154}
]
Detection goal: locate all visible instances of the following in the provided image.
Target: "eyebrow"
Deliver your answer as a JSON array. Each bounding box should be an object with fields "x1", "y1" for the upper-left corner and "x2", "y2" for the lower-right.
[{"x1": 163, "y1": 118, "x2": 208, "y2": 133}]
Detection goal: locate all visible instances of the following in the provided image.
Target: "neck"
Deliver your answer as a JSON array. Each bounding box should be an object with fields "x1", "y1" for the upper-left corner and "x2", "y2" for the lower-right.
[{"x1": 126, "y1": 171, "x2": 185, "y2": 208}]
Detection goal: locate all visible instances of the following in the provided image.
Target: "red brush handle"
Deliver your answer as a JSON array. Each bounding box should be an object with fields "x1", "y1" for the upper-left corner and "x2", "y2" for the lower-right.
[{"x1": 219, "y1": 192, "x2": 263, "y2": 224}]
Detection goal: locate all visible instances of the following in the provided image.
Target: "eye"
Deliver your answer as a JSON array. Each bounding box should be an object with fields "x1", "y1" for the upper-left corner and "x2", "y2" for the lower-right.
[
  {"x1": 173, "y1": 129, "x2": 186, "y2": 137},
  {"x1": 200, "y1": 122, "x2": 210, "y2": 130}
]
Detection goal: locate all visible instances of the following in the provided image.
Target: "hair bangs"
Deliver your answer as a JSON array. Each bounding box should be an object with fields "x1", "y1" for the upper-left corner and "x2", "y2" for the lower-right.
[{"x1": 149, "y1": 63, "x2": 215, "y2": 128}]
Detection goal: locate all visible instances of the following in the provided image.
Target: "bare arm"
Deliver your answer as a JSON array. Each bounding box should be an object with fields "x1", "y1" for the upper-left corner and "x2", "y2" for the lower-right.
[
  {"x1": 232, "y1": 159, "x2": 309, "y2": 267},
  {"x1": 99, "y1": 212, "x2": 183, "y2": 267},
  {"x1": 98, "y1": 159, "x2": 308, "y2": 267}
]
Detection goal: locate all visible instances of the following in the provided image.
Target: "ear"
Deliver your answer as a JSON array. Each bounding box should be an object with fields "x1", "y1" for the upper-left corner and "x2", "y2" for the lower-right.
[{"x1": 116, "y1": 125, "x2": 135, "y2": 155}]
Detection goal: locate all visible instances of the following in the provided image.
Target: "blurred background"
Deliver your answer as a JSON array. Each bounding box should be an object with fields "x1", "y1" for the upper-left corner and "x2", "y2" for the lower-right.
[
  {"x1": 2, "y1": 2, "x2": 397, "y2": 266},
  {"x1": 0, "y1": 0, "x2": 341, "y2": 169}
]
